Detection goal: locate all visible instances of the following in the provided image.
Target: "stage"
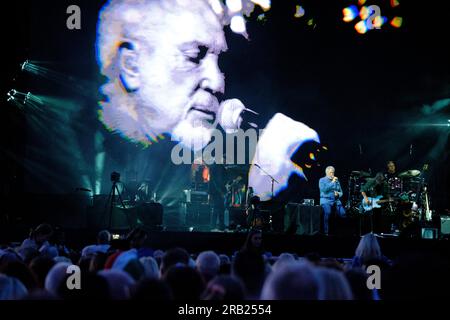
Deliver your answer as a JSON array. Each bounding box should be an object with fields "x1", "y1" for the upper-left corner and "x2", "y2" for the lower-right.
[
  {"x1": 1, "y1": 191, "x2": 448, "y2": 259},
  {"x1": 2, "y1": 224, "x2": 449, "y2": 260}
]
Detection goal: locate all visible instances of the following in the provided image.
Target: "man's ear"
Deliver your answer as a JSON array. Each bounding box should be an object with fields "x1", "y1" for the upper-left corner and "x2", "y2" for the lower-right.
[{"x1": 118, "y1": 42, "x2": 140, "y2": 92}]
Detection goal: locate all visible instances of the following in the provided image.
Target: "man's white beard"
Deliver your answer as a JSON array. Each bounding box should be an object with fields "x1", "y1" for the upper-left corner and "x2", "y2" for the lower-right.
[{"x1": 172, "y1": 119, "x2": 214, "y2": 151}]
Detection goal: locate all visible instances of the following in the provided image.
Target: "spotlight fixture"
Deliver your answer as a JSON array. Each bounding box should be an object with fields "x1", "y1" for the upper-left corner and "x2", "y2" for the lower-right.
[
  {"x1": 21, "y1": 60, "x2": 29, "y2": 71},
  {"x1": 24, "y1": 92, "x2": 33, "y2": 104},
  {"x1": 7, "y1": 89, "x2": 17, "y2": 101}
]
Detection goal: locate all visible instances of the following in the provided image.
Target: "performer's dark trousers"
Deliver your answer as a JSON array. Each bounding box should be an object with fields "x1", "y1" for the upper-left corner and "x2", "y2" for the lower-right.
[
  {"x1": 321, "y1": 202, "x2": 346, "y2": 235},
  {"x1": 211, "y1": 202, "x2": 225, "y2": 229}
]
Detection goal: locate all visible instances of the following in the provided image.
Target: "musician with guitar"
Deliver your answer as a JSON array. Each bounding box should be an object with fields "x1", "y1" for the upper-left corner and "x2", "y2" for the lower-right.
[
  {"x1": 361, "y1": 172, "x2": 390, "y2": 233},
  {"x1": 319, "y1": 166, "x2": 346, "y2": 235}
]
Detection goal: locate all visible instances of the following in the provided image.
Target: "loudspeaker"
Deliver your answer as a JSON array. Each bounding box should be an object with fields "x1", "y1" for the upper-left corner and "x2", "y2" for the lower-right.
[
  {"x1": 229, "y1": 207, "x2": 247, "y2": 229},
  {"x1": 88, "y1": 195, "x2": 137, "y2": 229},
  {"x1": 440, "y1": 216, "x2": 450, "y2": 236},
  {"x1": 286, "y1": 203, "x2": 321, "y2": 235},
  {"x1": 137, "y1": 202, "x2": 163, "y2": 227},
  {"x1": 421, "y1": 228, "x2": 438, "y2": 239},
  {"x1": 184, "y1": 203, "x2": 212, "y2": 226},
  {"x1": 162, "y1": 198, "x2": 185, "y2": 228},
  {"x1": 285, "y1": 203, "x2": 300, "y2": 234}
]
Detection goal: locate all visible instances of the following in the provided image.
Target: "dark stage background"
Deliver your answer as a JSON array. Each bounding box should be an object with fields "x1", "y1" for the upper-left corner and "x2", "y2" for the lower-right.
[{"x1": 2, "y1": 0, "x2": 449, "y2": 227}]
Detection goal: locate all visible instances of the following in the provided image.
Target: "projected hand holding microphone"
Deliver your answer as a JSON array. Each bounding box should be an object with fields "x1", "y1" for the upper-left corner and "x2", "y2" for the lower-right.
[{"x1": 218, "y1": 99, "x2": 320, "y2": 201}]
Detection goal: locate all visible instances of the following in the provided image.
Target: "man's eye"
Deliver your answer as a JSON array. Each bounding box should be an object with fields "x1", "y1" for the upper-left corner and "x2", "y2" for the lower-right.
[{"x1": 186, "y1": 46, "x2": 208, "y2": 65}]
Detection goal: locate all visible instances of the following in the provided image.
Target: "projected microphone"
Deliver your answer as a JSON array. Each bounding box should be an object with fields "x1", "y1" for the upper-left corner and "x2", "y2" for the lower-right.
[{"x1": 218, "y1": 98, "x2": 259, "y2": 133}]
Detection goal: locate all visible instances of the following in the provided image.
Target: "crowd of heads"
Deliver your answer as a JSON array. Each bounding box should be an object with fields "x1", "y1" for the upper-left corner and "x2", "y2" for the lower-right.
[{"x1": 1, "y1": 224, "x2": 449, "y2": 300}]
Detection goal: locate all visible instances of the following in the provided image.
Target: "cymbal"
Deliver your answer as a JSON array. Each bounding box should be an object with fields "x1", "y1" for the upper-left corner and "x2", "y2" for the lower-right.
[
  {"x1": 360, "y1": 171, "x2": 371, "y2": 177},
  {"x1": 351, "y1": 171, "x2": 371, "y2": 177},
  {"x1": 398, "y1": 170, "x2": 421, "y2": 178}
]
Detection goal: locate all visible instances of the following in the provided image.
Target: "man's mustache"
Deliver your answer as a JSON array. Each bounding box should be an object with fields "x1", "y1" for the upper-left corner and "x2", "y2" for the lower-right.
[{"x1": 190, "y1": 84, "x2": 224, "y2": 105}]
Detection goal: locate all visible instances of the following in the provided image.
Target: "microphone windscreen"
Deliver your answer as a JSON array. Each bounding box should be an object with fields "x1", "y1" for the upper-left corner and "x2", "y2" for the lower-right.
[{"x1": 218, "y1": 98, "x2": 245, "y2": 134}]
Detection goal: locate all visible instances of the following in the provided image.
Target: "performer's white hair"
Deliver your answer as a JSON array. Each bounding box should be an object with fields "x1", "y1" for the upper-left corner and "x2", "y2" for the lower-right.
[
  {"x1": 96, "y1": 0, "x2": 221, "y2": 78},
  {"x1": 325, "y1": 166, "x2": 335, "y2": 173},
  {"x1": 95, "y1": 0, "x2": 222, "y2": 144}
]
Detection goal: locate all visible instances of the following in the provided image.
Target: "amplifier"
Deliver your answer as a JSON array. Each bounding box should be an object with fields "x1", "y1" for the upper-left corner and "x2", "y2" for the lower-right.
[
  {"x1": 421, "y1": 228, "x2": 438, "y2": 239},
  {"x1": 441, "y1": 216, "x2": 450, "y2": 236},
  {"x1": 285, "y1": 203, "x2": 321, "y2": 235},
  {"x1": 184, "y1": 190, "x2": 209, "y2": 204},
  {"x1": 183, "y1": 203, "x2": 212, "y2": 226}
]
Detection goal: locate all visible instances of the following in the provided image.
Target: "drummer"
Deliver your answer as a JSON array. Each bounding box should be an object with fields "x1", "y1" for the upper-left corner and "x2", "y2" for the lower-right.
[{"x1": 384, "y1": 160, "x2": 402, "y2": 197}]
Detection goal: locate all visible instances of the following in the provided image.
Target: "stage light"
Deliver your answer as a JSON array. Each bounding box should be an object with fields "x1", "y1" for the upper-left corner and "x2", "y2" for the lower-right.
[
  {"x1": 355, "y1": 20, "x2": 368, "y2": 34},
  {"x1": 391, "y1": 16, "x2": 403, "y2": 28},
  {"x1": 226, "y1": 0, "x2": 242, "y2": 13},
  {"x1": 372, "y1": 15, "x2": 387, "y2": 29},
  {"x1": 343, "y1": 5, "x2": 358, "y2": 22},
  {"x1": 294, "y1": 5, "x2": 305, "y2": 18},
  {"x1": 257, "y1": 13, "x2": 266, "y2": 22},
  {"x1": 251, "y1": 0, "x2": 271, "y2": 11},
  {"x1": 390, "y1": 0, "x2": 400, "y2": 8},
  {"x1": 230, "y1": 15, "x2": 246, "y2": 34},
  {"x1": 20, "y1": 60, "x2": 96, "y2": 97},
  {"x1": 359, "y1": 6, "x2": 369, "y2": 20},
  {"x1": 6, "y1": 89, "x2": 27, "y2": 107},
  {"x1": 21, "y1": 60, "x2": 29, "y2": 71},
  {"x1": 209, "y1": 0, "x2": 224, "y2": 15}
]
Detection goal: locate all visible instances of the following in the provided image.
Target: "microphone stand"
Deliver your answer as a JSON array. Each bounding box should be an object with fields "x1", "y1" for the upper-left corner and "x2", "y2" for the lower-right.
[
  {"x1": 254, "y1": 164, "x2": 279, "y2": 199},
  {"x1": 253, "y1": 164, "x2": 280, "y2": 233}
]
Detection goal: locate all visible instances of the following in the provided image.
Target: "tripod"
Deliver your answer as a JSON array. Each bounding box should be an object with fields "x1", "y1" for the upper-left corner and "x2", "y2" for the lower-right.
[{"x1": 104, "y1": 181, "x2": 131, "y2": 229}]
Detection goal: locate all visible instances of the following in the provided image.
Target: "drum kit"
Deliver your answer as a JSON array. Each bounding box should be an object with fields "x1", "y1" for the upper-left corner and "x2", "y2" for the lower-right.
[
  {"x1": 346, "y1": 170, "x2": 371, "y2": 212},
  {"x1": 346, "y1": 168, "x2": 430, "y2": 229}
]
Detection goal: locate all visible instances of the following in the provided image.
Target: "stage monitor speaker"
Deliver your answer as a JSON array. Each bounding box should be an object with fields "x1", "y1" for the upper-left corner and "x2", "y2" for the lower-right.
[
  {"x1": 137, "y1": 202, "x2": 163, "y2": 227},
  {"x1": 228, "y1": 207, "x2": 247, "y2": 229},
  {"x1": 286, "y1": 203, "x2": 321, "y2": 235},
  {"x1": 421, "y1": 227, "x2": 438, "y2": 239},
  {"x1": 184, "y1": 203, "x2": 212, "y2": 227},
  {"x1": 440, "y1": 216, "x2": 450, "y2": 236},
  {"x1": 88, "y1": 195, "x2": 138, "y2": 229}
]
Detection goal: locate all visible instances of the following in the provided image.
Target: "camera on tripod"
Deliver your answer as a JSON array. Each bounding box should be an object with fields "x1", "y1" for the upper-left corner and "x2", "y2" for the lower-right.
[{"x1": 111, "y1": 171, "x2": 121, "y2": 183}]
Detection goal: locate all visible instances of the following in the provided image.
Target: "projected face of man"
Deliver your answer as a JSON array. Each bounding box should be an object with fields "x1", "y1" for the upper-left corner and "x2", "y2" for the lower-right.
[{"x1": 119, "y1": 3, "x2": 226, "y2": 148}]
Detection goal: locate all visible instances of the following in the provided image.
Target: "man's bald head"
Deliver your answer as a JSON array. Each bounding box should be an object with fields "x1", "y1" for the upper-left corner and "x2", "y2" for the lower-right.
[
  {"x1": 96, "y1": 0, "x2": 227, "y2": 148},
  {"x1": 97, "y1": 0, "x2": 222, "y2": 79}
]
